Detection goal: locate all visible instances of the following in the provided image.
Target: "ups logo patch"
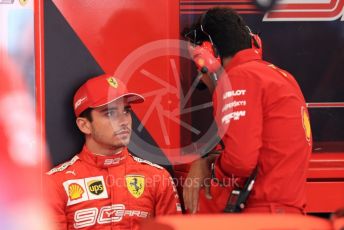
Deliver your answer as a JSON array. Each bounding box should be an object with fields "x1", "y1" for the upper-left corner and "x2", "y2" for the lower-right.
[{"x1": 87, "y1": 180, "x2": 104, "y2": 195}]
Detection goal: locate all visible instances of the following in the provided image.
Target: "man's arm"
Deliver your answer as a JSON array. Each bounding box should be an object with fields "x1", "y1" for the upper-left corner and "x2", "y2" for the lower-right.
[
  {"x1": 183, "y1": 154, "x2": 217, "y2": 214},
  {"x1": 214, "y1": 69, "x2": 263, "y2": 180},
  {"x1": 183, "y1": 69, "x2": 263, "y2": 213}
]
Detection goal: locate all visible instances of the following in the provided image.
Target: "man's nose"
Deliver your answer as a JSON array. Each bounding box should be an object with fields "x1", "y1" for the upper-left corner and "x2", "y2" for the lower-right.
[{"x1": 117, "y1": 111, "x2": 131, "y2": 125}]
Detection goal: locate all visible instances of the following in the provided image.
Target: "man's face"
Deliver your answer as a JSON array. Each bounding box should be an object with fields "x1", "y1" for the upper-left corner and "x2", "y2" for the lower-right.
[{"x1": 88, "y1": 98, "x2": 132, "y2": 149}]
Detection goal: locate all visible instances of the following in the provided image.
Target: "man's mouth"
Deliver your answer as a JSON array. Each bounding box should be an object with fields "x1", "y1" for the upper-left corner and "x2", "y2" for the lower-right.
[{"x1": 115, "y1": 129, "x2": 131, "y2": 136}]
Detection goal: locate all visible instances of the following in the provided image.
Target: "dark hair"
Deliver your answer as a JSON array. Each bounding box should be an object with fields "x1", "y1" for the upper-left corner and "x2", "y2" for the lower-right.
[
  {"x1": 79, "y1": 108, "x2": 93, "y2": 122},
  {"x1": 194, "y1": 7, "x2": 252, "y2": 58}
]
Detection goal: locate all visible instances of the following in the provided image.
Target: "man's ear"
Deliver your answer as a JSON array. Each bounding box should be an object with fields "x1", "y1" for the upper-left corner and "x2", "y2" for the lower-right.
[{"x1": 76, "y1": 117, "x2": 92, "y2": 135}]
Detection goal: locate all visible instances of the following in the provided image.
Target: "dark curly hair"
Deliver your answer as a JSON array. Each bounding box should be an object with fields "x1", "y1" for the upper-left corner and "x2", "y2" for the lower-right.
[
  {"x1": 79, "y1": 108, "x2": 93, "y2": 122},
  {"x1": 187, "y1": 7, "x2": 252, "y2": 58}
]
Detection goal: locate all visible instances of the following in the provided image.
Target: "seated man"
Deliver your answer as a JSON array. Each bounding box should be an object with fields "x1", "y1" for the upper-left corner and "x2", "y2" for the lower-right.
[{"x1": 46, "y1": 74, "x2": 181, "y2": 229}]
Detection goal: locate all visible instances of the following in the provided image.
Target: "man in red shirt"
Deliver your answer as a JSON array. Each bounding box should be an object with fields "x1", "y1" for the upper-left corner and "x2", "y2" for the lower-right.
[
  {"x1": 46, "y1": 74, "x2": 181, "y2": 229},
  {"x1": 183, "y1": 7, "x2": 312, "y2": 214}
]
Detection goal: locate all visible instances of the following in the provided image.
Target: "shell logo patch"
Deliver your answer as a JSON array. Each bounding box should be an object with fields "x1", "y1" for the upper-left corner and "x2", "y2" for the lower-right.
[
  {"x1": 301, "y1": 106, "x2": 311, "y2": 144},
  {"x1": 107, "y1": 77, "x2": 118, "y2": 88},
  {"x1": 63, "y1": 176, "x2": 108, "y2": 206},
  {"x1": 126, "y1": 175, "x2": 145, "y2": 198},
  {"x1": 68, "y1": 183, "x2": 84, "y2": 201}
]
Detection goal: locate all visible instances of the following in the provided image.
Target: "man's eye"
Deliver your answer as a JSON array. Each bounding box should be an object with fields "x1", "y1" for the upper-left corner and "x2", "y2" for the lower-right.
[
  {"x1": 106, "y1": 111, "x2": 116, "y2": 117},
  {"x1": 124, "y1": 107, "x2": 132, "y2": 114}
]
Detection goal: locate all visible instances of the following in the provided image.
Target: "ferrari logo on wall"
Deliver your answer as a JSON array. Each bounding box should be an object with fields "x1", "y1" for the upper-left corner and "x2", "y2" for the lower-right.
[
  {"x1": 126, "y1": 175, "x2": 145, "y2": 198},
  {"x1": 263, "y1": 0, "x2": 344, "y2": 21}
]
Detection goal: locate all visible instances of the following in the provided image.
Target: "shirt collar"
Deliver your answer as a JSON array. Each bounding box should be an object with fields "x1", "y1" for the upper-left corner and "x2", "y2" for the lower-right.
[
  {"x1": 225, "y1": 48, "x2": 262, "y2": 72},
  {"x1": 79, "y1": 145, "x2": 128, "y2": 168}
]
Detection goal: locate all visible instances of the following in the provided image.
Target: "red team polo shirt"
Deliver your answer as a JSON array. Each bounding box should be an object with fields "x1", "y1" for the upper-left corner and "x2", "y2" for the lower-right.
[{"x1": 213, "y1": 48, "x2": 312, "y2": 212}]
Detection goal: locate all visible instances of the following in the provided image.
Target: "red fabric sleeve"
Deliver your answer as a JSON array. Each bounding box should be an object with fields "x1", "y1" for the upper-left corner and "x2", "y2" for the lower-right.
[
  {"x1": 154, "y1": 169, "x2": 182, "y2": 216},
  {"x1": 214, "y1": 69, "x2": 263, "y2": 180},
  {"x1": 44, "y1": 175, "x2": 68, "y2": 229}
]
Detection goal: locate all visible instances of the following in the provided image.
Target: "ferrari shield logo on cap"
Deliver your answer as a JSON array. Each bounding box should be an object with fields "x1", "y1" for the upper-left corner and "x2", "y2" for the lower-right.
[
  {"x1": 107, "y1": 77, "x2": 119, "y2": 88},
  {"x1": 126, "y1": 175, "x2": 145, "y2": 198}
]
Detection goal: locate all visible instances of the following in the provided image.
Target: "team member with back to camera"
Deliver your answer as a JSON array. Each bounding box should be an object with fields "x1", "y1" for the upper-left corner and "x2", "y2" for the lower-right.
[
  {"x1": 45, "y1": 73, "x2": 181, "y2": 229},
  {"x1": 183, "y1": 7, "x2": 312, "y2": 214}
]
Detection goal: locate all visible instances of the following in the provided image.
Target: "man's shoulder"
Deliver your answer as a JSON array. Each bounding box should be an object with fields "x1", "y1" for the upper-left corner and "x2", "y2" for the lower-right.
[
  {"x1": 129, "y1": 154, "x2": 165, "y2": 171},
  {"x1": 229, "y1": 59, "x2": 268, "y2": 74},
  {"x1": 230, "y1": 60, "x2": 296, "y2": 85},
  {"x1": 46, "y1": 155, "x2": 80, "y2": 176}
]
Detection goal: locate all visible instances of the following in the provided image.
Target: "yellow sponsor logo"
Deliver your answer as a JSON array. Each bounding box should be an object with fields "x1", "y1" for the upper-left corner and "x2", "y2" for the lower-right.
[
  {"x1": 301, "y1": 106, "x2": 311, "y2": 143},
  {"x1": 19, "y1": 0, "x2": 28, "y2": 6},
  {"x1": 126, "y1": 175, "x2": 145, "y2": 198},
  {"x1": 87, "y1": 180, "x2": 104, "y2": 195},
  {"x1": 197, "y1": 58, "x2": 205, "y2": 67},
  {"x1": 107, "y1": 77, "x2": 118, "y2": 88},
  {"x1": 68, "y1": 183, "x2": 84, "y2": 200}
]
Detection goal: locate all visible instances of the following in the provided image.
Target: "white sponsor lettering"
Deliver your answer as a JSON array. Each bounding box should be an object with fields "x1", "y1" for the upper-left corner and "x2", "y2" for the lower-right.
[
  {"x1": 223, "y1": 90, "x2": 246, "y2": 99},
  {"x1": 132, "y1": 156, "x2": 163, "y2": 169},
  {"x1": 222, "y1": 100, "x2": 247, "y2": 112},
  {"x1": 74, "y1": 208, "x2": 98, "y2": 229},
  {"x1": 104, "y1": 157, "x2": 125, "y2": 166},
  {"x1": 98, "y1": 204, "x2": 125, "y2": 224},
  {"x1": 47, "y1": 156, "x2": 79, "y2": 175},
  {"x1": 263, "y1": 0, "x2": 344, "y2": 21},
  {"x1": 74, "y1": 96, "x2": 87, "y2": 109},
  {"x1": 65, "y1": 170, "x2": 76, "y2": 176},
  {"x1": 222, "y1": 111, "x2": 246, "y2": 124},
  {"x1": 169, "y1": 177, "x2": 179, "y2": 199},
  {"x1": 176, "y1": 203, "x2": 182, "y2": 212},
  {"x1": 74, "y1": 204, "x2": 149, "y2": 228}
]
